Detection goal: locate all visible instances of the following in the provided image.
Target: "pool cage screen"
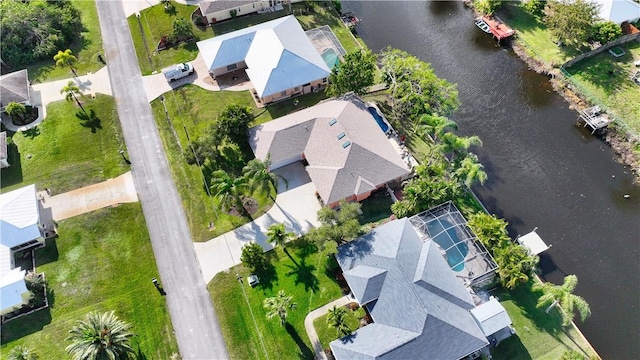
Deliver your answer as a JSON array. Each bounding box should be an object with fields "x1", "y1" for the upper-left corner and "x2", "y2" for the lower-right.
[{"x1": 409, "y1": 201, "x2": 497, "y2": 288}]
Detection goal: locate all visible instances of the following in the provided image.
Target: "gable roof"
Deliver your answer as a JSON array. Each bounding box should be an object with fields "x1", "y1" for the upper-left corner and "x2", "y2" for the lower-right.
[
  {"x1": 200, "y1": 0, "x2": 256, "y2": 15},
  {"x1": 331, "y1": 218, "x2": 489, "y2": 360},
  {"x1": 248, "y1": 94, "x2": 410, "y2": 204},
  {"x1": 470, "y1": 297, "x2": 512, "y2": 337},
  {"x1": 0, "y1": 267, "x2": 29, "y2": 313},
  {"x1": 593, "y1": 0, "x2": 640, "y2": 24},
  {"x1": 0, "y1": 184, "x2": 41, "y2": 249},
  {"x1": 0, "y1": 69, "x2": 30, "y2": 108},
  {"x1": 196, "y1": 15, "x2": 330, "y2": 98}
]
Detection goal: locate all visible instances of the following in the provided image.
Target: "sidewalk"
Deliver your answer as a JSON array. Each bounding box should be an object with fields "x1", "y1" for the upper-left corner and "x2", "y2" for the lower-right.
[
  {"x1": 38, "y1": 172, "x2": 138, "y2": 222},
  {"x1": 304, "y1": 295, "x2": 352, "y2": 360}
]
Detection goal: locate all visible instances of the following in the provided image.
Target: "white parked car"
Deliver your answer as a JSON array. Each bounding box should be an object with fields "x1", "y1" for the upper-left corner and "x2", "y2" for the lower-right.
[{"x1": 162, "y1": 63, "x2": 194, "y2": 82}]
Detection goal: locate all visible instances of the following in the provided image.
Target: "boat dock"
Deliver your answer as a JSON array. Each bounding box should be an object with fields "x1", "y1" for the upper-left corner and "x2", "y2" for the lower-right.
[
  {"x1": 480, "y1": 15, "x2": 515, "y2": 41},
  {"x1": 580, "y1": 105, "x2": 612, "y2": 133}
]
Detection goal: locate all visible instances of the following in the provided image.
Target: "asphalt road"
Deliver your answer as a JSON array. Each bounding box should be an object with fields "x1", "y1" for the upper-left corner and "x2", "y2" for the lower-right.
[{"x1": 95, "y1": 1, "x2": 229, "y2": 358}]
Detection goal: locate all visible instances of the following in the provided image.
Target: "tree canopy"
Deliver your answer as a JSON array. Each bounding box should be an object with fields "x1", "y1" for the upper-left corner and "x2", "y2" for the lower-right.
[
  {"x1": 264, "y1": 290, "x2": 296, "y2": 326},
  {"x1": 380, "y1": 47, "x2": 459, "y2": 123},
  {"x1": 240, "y1": 242, "x2": 268, "y2": 271},
  {"x1": 0, "y1": 0, "x2": 83, "y2": 66},
  {"x1": 65, "y1": 311, "x2": 134, "y2": 360},
  {"x1": 533, "y1": 275, "x2": 591, "y2": 326},
  {"x1": 306, "y1": 201, "x2": 363, "y2": 249},
  {"x1": 214, "y1": 104, "x2": 255, "y2": 145},
  {"x1": 544, "y1": 0, "x2": 599, "y2": 47},
  {"x1": 325, "y1": 49, "x2": 377, "y2": 97}
]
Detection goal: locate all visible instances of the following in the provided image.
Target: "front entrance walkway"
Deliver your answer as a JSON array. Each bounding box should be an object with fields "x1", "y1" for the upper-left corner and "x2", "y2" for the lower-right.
[
  {"x1": 304, "y1": 295, "x2": 353, "y2": 360},
  {"x1": 194, "y1": 162, "x2": 322, "y2": 283},
  {"x1": 38, "y1": 172, "x2": 138, "y2": 223}
]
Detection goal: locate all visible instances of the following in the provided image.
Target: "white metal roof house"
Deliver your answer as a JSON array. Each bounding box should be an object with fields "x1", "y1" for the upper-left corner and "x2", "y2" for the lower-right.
[
  {"x1": 593, "y1": 0, "x2": 640, "y2": 24},
  {"x1": 0, "y1": 184, "x2": 45, "y2": 315},
  {"x1": 0, "y1": 132, "x2": 9, "y2": 169},
  {"x1": 331, "y1": 218, "x2": 513, "y2": 359},
  {"x1": 248, "y1": 94, "x2": 411, "y2": 207},
  {"x1": 196, "y1": 15, "x2": 331, "y2": 105},
  {"x1": 198, "y1": 0, "x2": 284, "y2": 24}
]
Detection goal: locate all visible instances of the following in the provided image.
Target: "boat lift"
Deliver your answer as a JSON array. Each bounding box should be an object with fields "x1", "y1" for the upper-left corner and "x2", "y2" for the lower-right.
[{"x1": 516, "y1": 227, "x2": 551, "y2": 256}]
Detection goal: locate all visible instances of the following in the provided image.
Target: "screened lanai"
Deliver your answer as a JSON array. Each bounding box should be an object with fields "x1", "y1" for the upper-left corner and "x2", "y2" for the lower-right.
[{"x1": 409, "y1": 201, "x2": 497, "y2": 288}]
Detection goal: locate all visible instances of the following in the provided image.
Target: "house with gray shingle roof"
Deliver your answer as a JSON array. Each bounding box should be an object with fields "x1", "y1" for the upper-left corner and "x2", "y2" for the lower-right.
[
  {"x1": 199, "y1": 0, "x2": 283, "y2": 24},
  {"x1": 248, "y1": 93, "x2": 411, "y2": 207},
  {"x1": 196, "y1": 15, "x2": 330, "y2": 105},
  {"x1": 331, "y1": 218, "x2": 505, "y2": 359},
  {"x1": 0, "y1": 69, "x2": 31, "y2": 111}
]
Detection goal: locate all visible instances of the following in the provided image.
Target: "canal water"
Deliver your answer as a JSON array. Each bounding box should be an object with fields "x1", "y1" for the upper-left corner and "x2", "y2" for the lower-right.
[{"x1": 343, "y1": 1, "x2": 640, "y2": 358}]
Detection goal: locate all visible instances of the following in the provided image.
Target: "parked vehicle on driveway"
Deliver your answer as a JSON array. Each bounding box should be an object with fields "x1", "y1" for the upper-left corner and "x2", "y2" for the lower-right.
[{"x1": 162, "y1": 63, "x2": 194, "y2": 82}]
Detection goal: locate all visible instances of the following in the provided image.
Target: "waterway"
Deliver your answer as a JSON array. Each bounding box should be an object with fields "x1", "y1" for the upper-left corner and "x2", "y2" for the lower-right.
[{"x1": 343, "y1": 1, "x2": 640, "y2": 358}]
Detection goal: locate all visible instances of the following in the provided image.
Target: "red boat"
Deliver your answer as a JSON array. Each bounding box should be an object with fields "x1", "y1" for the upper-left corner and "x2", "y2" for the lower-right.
[{"x1": 476, "y1": 15, "x2": 515, "y2": 41}]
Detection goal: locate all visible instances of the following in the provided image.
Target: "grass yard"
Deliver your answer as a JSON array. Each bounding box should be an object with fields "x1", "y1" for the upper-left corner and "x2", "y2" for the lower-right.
[
  {"x1": 208, "y1": 239, "x2": 343, "y2": 360},
  {"x1": 491, "y1": 281, "x2": 597, "y2": 360},
  {"x1": 1, "y1": 95, "x2": 128, "y2": 193},
  {"x1": 128, "y1": 1, "x2": 363, "y2": 75},
  {"x1": 0, "y1": 204, "x2": 178, "y2": 359},
  {"x1": 498, "y1": 4, "x2": 579, "y2": 67},
  {"x1": 564, "y1": 41, "x2": 640, "y2": 135},
  {"x1": 26, "y1": 0, "x2": 105, "y2": 83},
  {"x1": 313, "y1": 307, "x2": 360, "y2": 351}
]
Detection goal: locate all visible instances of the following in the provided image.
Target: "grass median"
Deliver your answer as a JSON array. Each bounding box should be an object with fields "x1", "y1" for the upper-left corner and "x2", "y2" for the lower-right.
[
  {"x1": 1, "y1": 95, "x2": 128, "y2": 193},
  {"x1": 0, "y1": 204, "x2": 179, "y2": 359}
]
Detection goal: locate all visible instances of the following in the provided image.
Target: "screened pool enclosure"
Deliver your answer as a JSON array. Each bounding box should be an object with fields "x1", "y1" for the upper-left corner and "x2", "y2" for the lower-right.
[{"x1": 409, "y1": 201, "x2": 497, "y2": 288}]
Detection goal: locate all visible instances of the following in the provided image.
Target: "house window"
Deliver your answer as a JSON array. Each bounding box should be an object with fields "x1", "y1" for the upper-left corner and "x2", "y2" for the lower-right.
[
  {"x1": 227, "y1": 64, "x2": 237, "y2": 71},
  {"x1": 322, "y1": 77, "x2": 328, "y2": 84},
  {"x1": 281, "y1": 90, "x2": 287, "y2": 97}
]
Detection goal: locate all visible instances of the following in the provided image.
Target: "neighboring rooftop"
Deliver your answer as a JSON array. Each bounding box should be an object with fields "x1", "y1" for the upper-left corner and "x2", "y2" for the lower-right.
[
  {"x1": 593, "y1": 0, "x2": 640, "y2": 24},
  {"x1": 331, "y1": 218, "x2": 489, "y2": 360},
  {"x1": 0, "y1": 184, "x2": 41, "y2": 249},
  {"x1": 196, "y1": 15, "x2": 330, "y2": 99},
  {"x1": 0, "y1": 69, "x2": 30, "y2": 109},
  {"x1": 200, "y1": 0, "x2": 256, "y2": 15},
  {"x1": 248, "y1": 94, "x2": 410, "y2": 205}
]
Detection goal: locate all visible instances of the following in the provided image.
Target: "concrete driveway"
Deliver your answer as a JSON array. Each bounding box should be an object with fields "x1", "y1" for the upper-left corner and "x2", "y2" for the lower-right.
[
  {"x1": 142, "y1": 55, "x2": 253, "y2": 102},
  {"x1": 194, "y1": 162, "x2": 322, "y2": 283}
]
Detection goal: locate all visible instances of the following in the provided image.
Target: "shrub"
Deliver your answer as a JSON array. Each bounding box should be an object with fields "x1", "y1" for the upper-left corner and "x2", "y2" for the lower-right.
[
  {"x1": 230, "y1": 9, "x2": 237, "y2": 18},
  {"x1": 592, "y1": 21, "x2": 622, "y2": 44}
]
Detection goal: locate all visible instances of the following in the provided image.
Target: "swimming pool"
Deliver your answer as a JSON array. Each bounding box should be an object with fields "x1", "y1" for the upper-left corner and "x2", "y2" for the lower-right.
[
  {"x1": 367, "y1": 106, "x2": 389, "y2": 133},
  {"x1": 322, "y1": 48, "x2": 340, "y2": 70},
  {"x1": 426, "y1": 219, "x2": 469, "y2": 272}
]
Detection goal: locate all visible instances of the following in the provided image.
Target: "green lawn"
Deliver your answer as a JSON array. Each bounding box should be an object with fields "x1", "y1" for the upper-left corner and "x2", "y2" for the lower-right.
[
  {"x1": 0, "y1": 204, "x2": 179, "y2": 359},
  {"x1": 128, "y1": 1, "x2": 362, "y2": 75},
  {"x1": 1, "y1": 95, "x2": 129, "y2": 193},
  {"x1": 208, "y1": 240, "x2": 344, "y2": 360},
  {"x1": 491, "y1": 281, "x2": 597, "y2": 360},
  {"x1": 498, "y1": 4, "x2": 579, "y2": 67},
  {"x1": 294, "y1": 2, "x2": 362, "y2": 54},
  {"x1": 26, "y1": 0, "x2": 105, "y2": 83},
  {"x1": 313, "y1": 307, "x2": 360, "y2": 351},
  {"x1": 564, "y1": 41, "x2": 640, "y2": 135}
]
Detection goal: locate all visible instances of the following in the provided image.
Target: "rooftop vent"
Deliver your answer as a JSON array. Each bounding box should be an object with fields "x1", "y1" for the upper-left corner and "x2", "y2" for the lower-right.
[
  {"x1": 329, "y1": 118, "x2": 338, "y2": 126},
  {"x1": 337, "y1": 132, "x2": 346, "y2": 140},
  {"x1": 342, "y1": 141, "x2": 351, "y2": 149}
]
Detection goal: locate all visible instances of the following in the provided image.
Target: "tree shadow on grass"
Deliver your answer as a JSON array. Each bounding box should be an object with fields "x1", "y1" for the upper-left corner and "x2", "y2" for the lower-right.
[
  {"x1": 35, "y1": 238, "x2": 59, "y2": 267},
  {"x1": 76, "y1": 109, "x2": 102, "y2": 133},
  {"x1": 134, "y1": 343, "x2": 148, "y2": 360},
  {"x1": 567, "y1": 56, "x2": 630, "y2": 96},
  {"x1": 490, "y1": 334, "x2": 532, "y2": 360},
  {"x1": 255, "y1": 258, "x2": 278, "y2": 291},
  {"x1": 22, "y1": 126, "x2": 40, "y2": 139},
  {"x1": 0, "y1": 141, "x2": 23, "y2": 188},
  {"x1": 286, "y1": 258, "x2": 319, "y2": 293},
  {"x1": 285, "y1": 323, "x2": 314, "y2": 360}
]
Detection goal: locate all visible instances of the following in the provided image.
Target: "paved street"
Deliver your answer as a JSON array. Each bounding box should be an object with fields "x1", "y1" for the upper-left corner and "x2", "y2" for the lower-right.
[{"x1": 95, "y1": 1, "x2": 229, "y2": 359}]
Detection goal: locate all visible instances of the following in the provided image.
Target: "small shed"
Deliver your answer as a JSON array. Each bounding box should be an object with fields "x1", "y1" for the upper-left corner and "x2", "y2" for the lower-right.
[
  {"x1": 470, "y1": 297, "x2": 515, "y2": 345},
  {"x1": 516, "y1": 228, "x2": 550, "y2": 256}
]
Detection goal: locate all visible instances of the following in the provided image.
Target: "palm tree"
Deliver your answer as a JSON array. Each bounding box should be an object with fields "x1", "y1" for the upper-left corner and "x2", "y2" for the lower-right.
[
  {"x1": 8, "y1": 345, "x2": 38, "y2": 360},
  {"x1": 454, "y1": 153, "x2": 488, "y2": 188},
  {"x1": 267, "y1": 223, "x2": 295, "y2": 261},
  {"x1": 65, "y1": 311, "x2": 135, "y2": 360},
  {"x1": 210, "y1": 169, "x2": 249, "y2": 218},
  {"x1": 242, "y1": 154, "x2": 288, "y2": 201},
  {"x1": 326, "y1": 305, "x2": 351, "y2": 337},
  {"x1": 439, "y1": 133, "x2": 483, "y2": 159},
  {"x1": 533, "y1": 275, "x2": 591, "y2": 326},
  {"x1": 263, "y1": 290, "x2": 296, "y2": 326},
  {"x1": 61, "y1": 81, "x2": 87, "y2": 115},
  {"x1": 53, "y1": 49, "x2": 78, "y2": 77},
  {"x1": 4, "y1": 102, "x2": 27, "y2": 124},
  {"x1": 414, "y1": 113, "x2": 458, "y2": 143}
]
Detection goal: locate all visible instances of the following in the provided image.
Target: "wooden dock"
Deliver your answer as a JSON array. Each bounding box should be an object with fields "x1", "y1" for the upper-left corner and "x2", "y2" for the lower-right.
[{"x1": 580, "y1": 105, "x2": 612, "y2": 133}]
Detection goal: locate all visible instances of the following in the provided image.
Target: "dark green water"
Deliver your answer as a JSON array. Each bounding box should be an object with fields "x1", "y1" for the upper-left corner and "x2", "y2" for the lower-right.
[{"x1": 344, "y1": 1, "x2": 640, "y2": 358}]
